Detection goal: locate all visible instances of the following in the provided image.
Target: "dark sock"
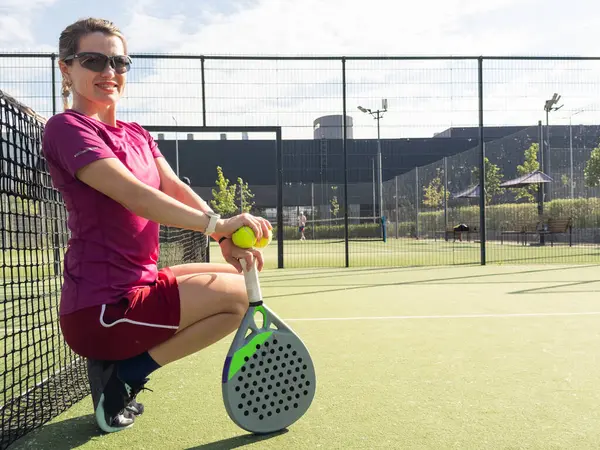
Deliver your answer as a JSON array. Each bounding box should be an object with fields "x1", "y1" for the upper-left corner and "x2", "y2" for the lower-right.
[{"x1": 116, "y1": 351, "x2": 160, "y2": 385}]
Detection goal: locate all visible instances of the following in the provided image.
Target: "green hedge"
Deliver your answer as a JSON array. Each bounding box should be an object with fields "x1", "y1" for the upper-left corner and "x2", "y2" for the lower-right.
[{"x1": 395, "y1": 197, "x2": 600, "y2": 235}]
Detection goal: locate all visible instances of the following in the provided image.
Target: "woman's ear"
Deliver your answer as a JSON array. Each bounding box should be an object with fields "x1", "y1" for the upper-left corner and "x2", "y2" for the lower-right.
[{"x1": 58, "y1": 60, "x2": 70, "y2": 81}]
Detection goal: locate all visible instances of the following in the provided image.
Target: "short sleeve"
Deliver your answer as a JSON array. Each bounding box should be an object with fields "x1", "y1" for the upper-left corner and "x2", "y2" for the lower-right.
[
  {"x1": 43, "y1": 114, "x2": 116, "y2": 178},
  {"x1": 131, "y1": 122, "x2": 163, "y2": 159}
]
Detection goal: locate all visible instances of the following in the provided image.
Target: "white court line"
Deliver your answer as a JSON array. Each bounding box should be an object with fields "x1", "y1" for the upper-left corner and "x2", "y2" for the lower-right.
[
  {"x1": 285, "y1": 311, "x2": 600, "y2": 322},
  {"x1": 4, "y1": 311, "x2": 600, "y2": 332}
]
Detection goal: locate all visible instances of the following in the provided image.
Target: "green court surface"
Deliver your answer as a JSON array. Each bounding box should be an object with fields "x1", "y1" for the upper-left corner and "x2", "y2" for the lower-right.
[{"x1": 10, "y1": 264, "x2": 600, "y2": 449}]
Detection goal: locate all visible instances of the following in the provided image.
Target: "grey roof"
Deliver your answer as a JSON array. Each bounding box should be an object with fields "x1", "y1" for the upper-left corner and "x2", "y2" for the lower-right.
[
  {"x1": 500, "y1": 170, "x2": 553, "y2": 188},
  {"x1": 453, "y1": 184, "x2": 480, "y2": 198}
]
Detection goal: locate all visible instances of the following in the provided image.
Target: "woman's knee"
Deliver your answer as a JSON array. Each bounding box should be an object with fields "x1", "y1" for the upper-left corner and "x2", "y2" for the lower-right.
[
  {"x1": 170, "y1": 263, "x2": 239, "y2": 278},
  {"x1": 223, "y1": 275, "x2": 249, "y2": 316},
  {"x1": 177, "y1": 272, "x2": 248, "y2": 329}
]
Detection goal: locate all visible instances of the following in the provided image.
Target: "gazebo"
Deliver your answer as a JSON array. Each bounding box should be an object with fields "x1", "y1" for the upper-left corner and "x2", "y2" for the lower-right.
[
  {"x1": 499, "y1": 170, "x2": 553, "y2": 216},
  {"x1": 500, "y1": 170, "x2": 554, "y2": 245}
]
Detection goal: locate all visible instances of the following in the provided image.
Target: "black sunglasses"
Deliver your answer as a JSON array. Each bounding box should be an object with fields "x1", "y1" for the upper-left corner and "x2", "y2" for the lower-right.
[{"x1": 63, "y1": 52, "x2": 132, "y2": 74}]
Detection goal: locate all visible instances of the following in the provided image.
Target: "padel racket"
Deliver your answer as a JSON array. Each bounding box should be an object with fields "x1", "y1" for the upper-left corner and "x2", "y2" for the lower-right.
[{"x1": 222, "y1": 258, "x2": 316, "y2": 434}]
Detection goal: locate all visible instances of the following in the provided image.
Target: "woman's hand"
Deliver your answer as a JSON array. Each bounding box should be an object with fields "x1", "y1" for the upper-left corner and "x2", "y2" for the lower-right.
[
  {"x1": 215, "y1": 213, "x2": 272, "y2": 241},
  {"x1": 219, "y1": 238, "x2": 265, "y2": 273}
]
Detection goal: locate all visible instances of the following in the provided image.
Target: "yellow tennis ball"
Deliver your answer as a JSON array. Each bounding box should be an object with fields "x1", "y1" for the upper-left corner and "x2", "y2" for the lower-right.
[
  {"x1": 254, "y1": 228, "x2": 273, "y2": 248},
  {"x1": 232, "y1": 226, "x2": 257, "y2": 249}
]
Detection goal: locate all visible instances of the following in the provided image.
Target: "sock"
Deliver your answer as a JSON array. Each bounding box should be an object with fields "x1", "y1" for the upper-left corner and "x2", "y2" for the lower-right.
[{"x1": 116, "y1": 351, "x2": 161, "y2": 385}]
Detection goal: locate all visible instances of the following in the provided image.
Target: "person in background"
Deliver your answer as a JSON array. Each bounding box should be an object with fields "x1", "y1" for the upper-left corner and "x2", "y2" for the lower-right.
[{"x1": 298, "y1": 211, "x2": 307, "y2": 240}]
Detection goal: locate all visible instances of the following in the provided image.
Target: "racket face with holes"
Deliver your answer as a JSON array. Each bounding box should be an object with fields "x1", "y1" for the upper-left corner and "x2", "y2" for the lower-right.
[{"x1": 222, "y1": 303, "x2": 316, "y2": 434}]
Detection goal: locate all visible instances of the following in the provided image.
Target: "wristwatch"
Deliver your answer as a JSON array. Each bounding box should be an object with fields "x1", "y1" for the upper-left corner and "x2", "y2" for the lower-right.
[{"x1": 205, "y1": 211, "x2": 221, "y2": 235}]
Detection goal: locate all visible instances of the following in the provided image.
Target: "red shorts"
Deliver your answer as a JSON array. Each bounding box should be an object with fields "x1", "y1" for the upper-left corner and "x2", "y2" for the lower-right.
[{"x1": 60, "y1": 267, "x2": 181, "y2": 361}]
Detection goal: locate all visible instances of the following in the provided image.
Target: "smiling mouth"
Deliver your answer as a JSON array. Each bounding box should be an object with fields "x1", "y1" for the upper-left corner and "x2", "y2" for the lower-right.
[{"x1": 95, "y1": 83, "x2": 119, "y2": 92}]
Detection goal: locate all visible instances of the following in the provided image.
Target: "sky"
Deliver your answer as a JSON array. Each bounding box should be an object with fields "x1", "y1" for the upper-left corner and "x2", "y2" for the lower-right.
[{"x1": 1, "y1": 0, "x2": 600, "y2": 139}]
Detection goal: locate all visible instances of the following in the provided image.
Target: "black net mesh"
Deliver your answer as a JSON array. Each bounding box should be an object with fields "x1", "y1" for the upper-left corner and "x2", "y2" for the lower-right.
[{"x1": 0, "y1": 89, "x2": 207, "y2": 450}]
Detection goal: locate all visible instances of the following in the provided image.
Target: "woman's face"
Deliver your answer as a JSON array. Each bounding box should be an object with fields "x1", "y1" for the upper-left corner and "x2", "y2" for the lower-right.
[{"x1": 60, "y1": 32, "x2": 129, "y2": 110}]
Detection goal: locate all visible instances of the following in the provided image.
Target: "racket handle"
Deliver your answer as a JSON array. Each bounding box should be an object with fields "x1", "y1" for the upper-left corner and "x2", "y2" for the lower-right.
[{"x1": 240, "y1": 258, "x2": 262, "y2": 303}]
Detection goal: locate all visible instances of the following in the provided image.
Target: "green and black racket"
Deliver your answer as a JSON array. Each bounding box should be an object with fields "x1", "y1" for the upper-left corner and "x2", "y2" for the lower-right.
[{"x1": 222, "y1": 258, "x2": 316, "y2": 434}]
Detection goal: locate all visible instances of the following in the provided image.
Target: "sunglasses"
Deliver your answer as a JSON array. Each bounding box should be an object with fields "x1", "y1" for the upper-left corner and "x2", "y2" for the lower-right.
[{"x1": 63, "y1": 52, "x2": 132, "y2": 74}]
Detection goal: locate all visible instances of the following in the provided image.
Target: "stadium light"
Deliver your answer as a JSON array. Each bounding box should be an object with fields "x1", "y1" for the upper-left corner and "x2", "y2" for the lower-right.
[
  {"x1": 357, "y1": 100, "x2": 388, "y2": 219},
  {"x1": 542, "y1": 93, "x2": 563, "y2": 199}
]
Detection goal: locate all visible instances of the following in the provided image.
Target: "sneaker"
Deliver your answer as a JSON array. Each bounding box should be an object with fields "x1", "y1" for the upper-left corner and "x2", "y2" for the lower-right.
[
  {"x1": 90, "y1": 362, "x2": 150, "y2": 433},
  {"x1": 126, "y1": 398, "x2": 144, "y2": 416},
  {"x1": 87, "y1": 359, "x2": 145, "y2": 417}
]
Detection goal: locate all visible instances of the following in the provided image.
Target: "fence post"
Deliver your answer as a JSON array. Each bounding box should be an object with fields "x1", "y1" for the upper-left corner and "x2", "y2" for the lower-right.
[
  {"x1": 201, "y1": 56, "x2": 206, "y2": 127},
  {"x1": 51, "y1": 53, "x2": 57, "y2": 115},
  {"x1": 415, "y1": 167, "x2": 419, "y2": 239},
  {"x1": 478, "y1": 56, "x2": 486, "y2": 265},
  {"x1": 342, "y1": 56, "x2": 349, "y2": 268},
  {"x1": 200, "y1": 56, "x2": 211, "y2": 262},
  {"x1": 444, "y1": 156, "x2": 448, "y2": 240},
  {"x1": 395, "y1": 175, "x2": 399, "y2": 238}
]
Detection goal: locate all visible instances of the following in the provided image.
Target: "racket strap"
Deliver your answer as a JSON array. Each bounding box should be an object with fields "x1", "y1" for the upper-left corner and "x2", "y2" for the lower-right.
[{"x1": 249, "y1": 301, "x2": 263, "y2": 307}]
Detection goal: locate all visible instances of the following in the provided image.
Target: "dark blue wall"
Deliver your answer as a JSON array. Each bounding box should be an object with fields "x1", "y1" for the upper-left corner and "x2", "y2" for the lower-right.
[
  {"x1": 158, "y1": 137, "x2": 480, "y2": 187},
  {"x1": 155, "y1": 125, "x2": 600, "y2": 208}
]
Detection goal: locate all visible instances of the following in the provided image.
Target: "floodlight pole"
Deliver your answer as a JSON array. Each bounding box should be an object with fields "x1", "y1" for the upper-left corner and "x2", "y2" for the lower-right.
[
  {"x1": 376, "y1": 112, "x2": 383, "y2": 220},
  {"x1": 358, "y1": 101, "x2": 387, "y2": 219},
  {"x1": 543, "y1": 93, "x2": 563, "y2": 203},
  {"x1": 371, "y1": 158, "x2": 376, "y2": 221},
  {"x1": 568, "y1": 110, "x2": 584, "y2": 200}
]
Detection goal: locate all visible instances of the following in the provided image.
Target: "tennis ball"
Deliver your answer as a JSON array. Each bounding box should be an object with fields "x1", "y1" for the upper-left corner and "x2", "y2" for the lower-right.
[
  {"x1": 254, "y1": 228, "x2": 273, "y2": 248},
  {"x1": 232, "y1": 226, "x2": 257, "y2": 249}
]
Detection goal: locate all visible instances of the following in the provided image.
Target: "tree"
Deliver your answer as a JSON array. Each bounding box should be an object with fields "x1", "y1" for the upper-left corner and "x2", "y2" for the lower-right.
[
  {"x1": 330, "y1": 185, "x2": 339, "y2": 217},
  {"x1": 515, "y1": 143, "x2": 540, "y2": 203},
  {"x1": 584, "y1": 145, "x2": 600, "y2": 187},
  {"x1": 210, "y1": 166, "x2": 237, "y2": 217},
  {"x1": 472, "y1": 157, "x2": 503, "y2": 205},
  {"x1": 237, "y1": 177, "x2": 255, "y2": 213},
  {"x1": 423, "y1": 169, "x2": 449, "y2": 209}
]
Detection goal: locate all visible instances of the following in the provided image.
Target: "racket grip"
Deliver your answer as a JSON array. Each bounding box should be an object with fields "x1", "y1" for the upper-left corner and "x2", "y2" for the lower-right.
[{"x1": 240, "y1": 258, "x2": 262, "y2": 303}]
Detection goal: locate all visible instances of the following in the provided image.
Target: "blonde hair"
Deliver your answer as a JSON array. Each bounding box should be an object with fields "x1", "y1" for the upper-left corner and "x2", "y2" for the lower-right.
[{"x1": 59, "y1": 18, "x2": 127, "y2": 111}]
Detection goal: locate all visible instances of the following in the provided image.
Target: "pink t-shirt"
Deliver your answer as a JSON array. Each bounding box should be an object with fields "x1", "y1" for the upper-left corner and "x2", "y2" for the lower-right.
[{"x1": 42, "y1": 110, "x2": 163, "y2": 315}]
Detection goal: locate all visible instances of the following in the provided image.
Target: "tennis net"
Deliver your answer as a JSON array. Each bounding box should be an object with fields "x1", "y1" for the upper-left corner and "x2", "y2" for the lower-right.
[{"x1": 0, "y1": 89, "x2": 207, "y2": 449}]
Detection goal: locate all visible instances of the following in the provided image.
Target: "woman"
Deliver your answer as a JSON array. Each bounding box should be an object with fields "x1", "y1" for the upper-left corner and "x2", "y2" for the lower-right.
[{"x1": 42, "y1": 18, "x2": 271, "y2": 433}]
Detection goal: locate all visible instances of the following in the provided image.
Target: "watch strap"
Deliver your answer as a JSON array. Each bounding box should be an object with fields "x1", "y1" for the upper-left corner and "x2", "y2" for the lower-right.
[{"x1": 205, "y1": 212, "x2": 220, "y2": 234}]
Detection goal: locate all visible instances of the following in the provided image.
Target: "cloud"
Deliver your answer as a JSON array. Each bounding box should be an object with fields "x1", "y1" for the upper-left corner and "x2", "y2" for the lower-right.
[
  {"x1": 121, "y1": 0, "x2": 530, "y2": 55},
  {"x1": 4, "y1": 0, "x2": 600, "y2": 141},
  {"x1": 115, "y1": 0, "x2": 574, "y2": 140},
  {"x1": 0, "y1": 0, "x2": 59, "y2": 48}
]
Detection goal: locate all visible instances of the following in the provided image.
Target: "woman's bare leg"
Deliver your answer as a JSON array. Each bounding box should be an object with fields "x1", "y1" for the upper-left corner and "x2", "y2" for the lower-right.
[{"x1": 147, "y1": 267, "x2": 248, "y2": 366}]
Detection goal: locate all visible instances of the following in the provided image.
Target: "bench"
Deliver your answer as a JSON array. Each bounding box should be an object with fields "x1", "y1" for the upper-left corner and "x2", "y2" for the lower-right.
[
  {"x1": 538, "y1": 217, "x2": 573, "y2": 247},
  {"x1": 500, "y1": 220, "x2": 541, "y2": 245},
  {"x1": 500, "y1": 217, "x2": 573, "y2": 246},
  {"x1": 435, "y1": 224, "x2": 479, "y2": 242}
]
